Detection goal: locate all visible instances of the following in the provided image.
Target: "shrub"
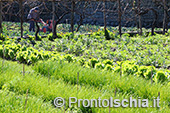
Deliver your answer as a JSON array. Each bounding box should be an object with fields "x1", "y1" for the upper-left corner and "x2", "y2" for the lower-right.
[
  {"x1": 137, "y1": 66, "x2": 148, "y2": 78},
  {"x1": 104, "y1": 64, "x2": 113, "y2": 71},
  {"x1": 47, "y1": 33, "x2": 53, "y2": 41},
  {"x1": 104, "y1": 29, "x2": 111, "y2": 40},
  {"x1": 89, "y1": 58, "x2": 99, "y2": 68},
  {"x1": 78, "y1": 58, "x2": 86, "y2": 66},
  {"x1": 154, "y1": 71, "x2": 168, "y2": 83},
  {"x1": 95, "y1": 62, "x2": 104, "y2": 69},
  {"x1": 143, "y1": 66, "x2": 156, "y2": 80},
  {"x1": 0, "y1": 34, "x2": 5, "y2": 41},
  {"x1": 102, "y1": 59, "x2": 113, "y2": 66},
  {"x1": 64, "y1": 54, "x2": 73, "y2": 63}
]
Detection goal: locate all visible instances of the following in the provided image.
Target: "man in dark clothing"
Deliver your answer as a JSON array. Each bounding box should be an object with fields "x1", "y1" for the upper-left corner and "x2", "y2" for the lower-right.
[
  {"x1": 27, "y1": 7, "x2": 40, "y2": 32},
  {"x1": 29, "y1": 20, "x2": 35, "y2": 32}
]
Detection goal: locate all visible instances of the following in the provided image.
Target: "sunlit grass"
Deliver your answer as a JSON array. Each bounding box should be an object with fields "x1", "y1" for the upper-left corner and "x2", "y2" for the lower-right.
[{"x1": 0, "y1": 59, "x2": 169, "y2": 112}]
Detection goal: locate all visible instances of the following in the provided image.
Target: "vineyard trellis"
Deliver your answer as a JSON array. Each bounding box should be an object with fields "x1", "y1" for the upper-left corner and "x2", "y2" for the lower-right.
[{"x1": 0, "y1": 0, "x2": 170, "y2": 39}]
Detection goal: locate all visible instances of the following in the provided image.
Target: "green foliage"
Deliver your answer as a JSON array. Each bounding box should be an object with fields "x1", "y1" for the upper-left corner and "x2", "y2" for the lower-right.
[
  {"x1": 95, "y1": 62, "x2": 104, "y2": 69},
  {"x1": 64, "y1": 32, "x2": 74, "y2": 40},
  {"x1": 104, "y1": 64, "x2": 113, "y2": 71},
  {"x1": 27, "y1": 35, "x2": 35, "y2": 41},
  {"x1": 143, "y1": 66, "x2": 156, "y2": 80},
  {"x1": 154, "y1": 71, "x2": 168, "y2": 83},
  {"x1": 137, "y1": 66, "x2": 148, "y2": 78},
  {"x1": 89, "y1": 58, "x2": 99, "y2": 68},
  {"x1": 64, "y1": 54, "x2": 74, "y2": 63},
  {"x1": 102, "y1": 59, "x2": 113, "y2": 66},
  {"x1": 78, "y1": 58, "x2": 86, "y2": 66},
  {"x1": 0, "y1": 34, "x2": 5, "y2": 41},
  {"x1": 2, "y1": 22, "x2": 170, "y2": 112},
  {"x1": 47, "y1": 33, "x2": 53, "y2": 41},
  {"x1": 0, "y1": 90, "x2": 59, "y2": 113},
  {"x1": 36, "y1": 35, "x2": 42, "y2": 41},
  {"x1": 1, "y1": 34, "x2": 170, "y2": 83},
  {"x1": 104, "y1": 29, "x2": 111, "y2": 40},
  {"x1": 2, "y1": 59, "x2": 170, "y2": 112}
]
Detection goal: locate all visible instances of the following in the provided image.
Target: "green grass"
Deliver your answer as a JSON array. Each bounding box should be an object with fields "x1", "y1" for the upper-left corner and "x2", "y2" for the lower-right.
[
  {"x1": 2, "y1": 23, "x2": 170, "y2": 69},
  {"x1": 0, "y1": 90, "x2": 61, "y2": 113},
  {"x1": 32, "y1": 60, "x2": 170, "y2": 104},
  {"x1": 2, "y1": 21, "x2": 162, "y2": 37},
  {"x1": 1, "y1": 21, "x2": 170, "y2": 112},
  {"x1": 0, "y1": 59, "x2": 170, "y2": 112}
]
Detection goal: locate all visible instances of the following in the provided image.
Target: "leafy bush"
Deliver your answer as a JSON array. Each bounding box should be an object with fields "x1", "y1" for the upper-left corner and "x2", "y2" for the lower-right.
[
  {"x1": 47, "y1": 33, "x2": 53, "y2": 41},
  {"x1": 89, "y1": 58, "x2": 99, "y2": 68},
  {"x1": 102, "y1": 59, "x2": 113, "y2": 66},
  {"x1": 95, "y1": 62, "x2": 104, "y2": 69},
  {"x1": 104, "y1": 64, "x2": 113, "y2": 71},
  {"x1": 78, "y1": 58, "x2": 86, "y2": 66},
  {"x1": 0, "y1": 34, "x2": 5, "y2": 41},
  {"x1": 137, "y1": 66, "x2": 148, "y2": 78},
  {"x1": 104, "y1": 29, "x2": 111, "y2": 40},
  {"x1": 64, "y1": 54, "x2": 74, "y2": 63},
  {"x1": 154, "y1": 71, "x2": 168, "y2": 83},
  {"x1": 143, "y1": 66, "x2": 156, "y2": 80}
]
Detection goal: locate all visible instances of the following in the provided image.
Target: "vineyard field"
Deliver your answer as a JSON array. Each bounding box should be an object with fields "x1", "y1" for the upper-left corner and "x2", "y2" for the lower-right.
[{"x1": 0, "y1": 22, "x2": 170, "y2": 112}]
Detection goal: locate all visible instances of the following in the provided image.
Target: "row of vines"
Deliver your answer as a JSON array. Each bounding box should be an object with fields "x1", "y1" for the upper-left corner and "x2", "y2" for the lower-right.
[{"x1": 0, "y1": 0, "x2": 170, "y2": 40}]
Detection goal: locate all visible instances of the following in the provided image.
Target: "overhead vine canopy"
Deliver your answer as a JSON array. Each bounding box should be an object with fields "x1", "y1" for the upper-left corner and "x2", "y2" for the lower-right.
[
  {"x1": 1, "y1": 0, "x2": 117, "y2": 1},
  {"x1": 0, "y1": 0, "x2": 170, "y2": 38}
]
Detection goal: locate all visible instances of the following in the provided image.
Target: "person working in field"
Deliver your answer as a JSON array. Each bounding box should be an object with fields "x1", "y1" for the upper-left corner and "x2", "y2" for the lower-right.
[
  {"x1": 40, "y1": 20, "x2": 56, "y2": 33},
  {"x1": 27, "y1": 7, "x2": 43, "y2": 32}
]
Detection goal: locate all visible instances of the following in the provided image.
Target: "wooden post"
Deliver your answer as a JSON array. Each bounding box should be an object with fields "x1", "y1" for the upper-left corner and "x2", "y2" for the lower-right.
[
  {"x1": 118, "y1": 0, "x2": 122, "y2": 37},
  {"x1": 109, "y1": 99, "x2": 111, "y2": 113},
  {"x1": 151, "y1": 9, "x2": 158, "y2": 35},
  {"x1": 114, "y1": 87, "x2": 117, "y2": 97},
  {"x1": 77, "y1": 72, "x2": 79, "y2": 98},
  {"x1": 157, "y1": 92, "x2": 160, "y2": 109},
  {"x1": 2, "y1": 44, "x2": 4, "y2": 73},
  {"x1": 71, "y1": 0, "x2": 75, "y2": 33},
  {"x1": 158, "y1": 92, "x2": 160, "y2": 98},
  {"x1": 77, "y1": 72, "x2": 79, "y2": 90},
  {"x1": 0, "y1": 1, "x2": 2, "y2": 35},
  {"x1": 151, "y1": 74, "x2": 153, "y2": 85},
  {"x1": 132, "y1": 0, "x2": 139, "y2": 34},
  {"x1": 103, "y1": 0, "x2": 106, "y2": 32},
  {"x1": 23, "y1": 63, "x2": 25, "y2": 76},
  {"x1": 24, "y1": 89, "x2": 29, "y2": 111},
  {"x1": 48, "y1": 66, "x2": 50, "y2": 85},
  {"x1": 120, "y1": 64, "x2": 122, "y2": 78},
  {"x1": 151, "y1": 68, "x2": 153, "y2": 84},
  {"x1": 52, "y1": 0, "x2": 56, "y2": 39},
  {"x1": 19, "y1": 0, "x2": 23, "y2": 38},
  {"x1": 163, "y1": 0, "x2": 166, "y2": 34},
  {"x1": 138, "y1": 0, "x2": 142, "y2": 35},
  {"x1": 35, "y1": 22, "x2": 40, "y2": 40},
  {"x1": 64, "y1": 98, "x2": 66, "y2": 113}
]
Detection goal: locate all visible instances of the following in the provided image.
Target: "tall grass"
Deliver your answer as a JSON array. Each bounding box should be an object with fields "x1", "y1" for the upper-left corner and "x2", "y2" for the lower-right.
[
  {"x1": 0, "y1": 90, "x2": 61, "y2": 113},
  {"x1": 0, "y1": 59, "x2": 169, "y2": 112},
  {"x1": 33, "y1": 60, "x2": 170, "y2": 105}
]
